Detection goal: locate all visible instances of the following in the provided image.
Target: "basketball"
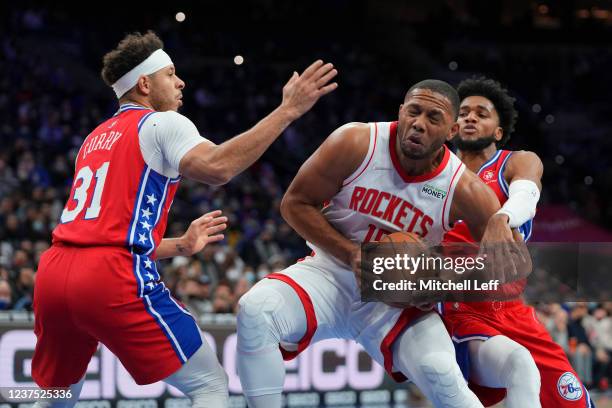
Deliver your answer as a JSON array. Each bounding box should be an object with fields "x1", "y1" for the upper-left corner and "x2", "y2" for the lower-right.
[
  {"x1": 378, "y1": 232, "x2": 427, "y2": 256},
  {"x1": 379, "y1": 231, "x2": 423, "y2": 244}
]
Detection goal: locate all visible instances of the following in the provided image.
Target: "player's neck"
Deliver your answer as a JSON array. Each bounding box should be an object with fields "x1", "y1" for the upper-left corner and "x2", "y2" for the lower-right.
[
  {"x1": 457, "y1": 143, "x2": 498, "y2": 173},
  {"x1": 119, "y1": 96, "x2": 154, "y2": 110},
  {"x1": 398, "y1": 145, "x2": 446, "y2": 176}
]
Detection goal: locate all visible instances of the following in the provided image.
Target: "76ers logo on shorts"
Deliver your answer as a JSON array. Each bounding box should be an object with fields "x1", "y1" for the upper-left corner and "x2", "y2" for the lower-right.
[{"x1": 557, "y1": 372, "x2": 583, "y2": 401}]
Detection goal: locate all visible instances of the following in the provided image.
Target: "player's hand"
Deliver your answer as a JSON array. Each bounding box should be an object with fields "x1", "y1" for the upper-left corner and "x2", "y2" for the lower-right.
[
  {"x1": 480, "y1": 214, "x2": 531, "y2": 284},
  {"x1": 349, "y1": 244, "x2": 363, "y2": 283},
  {"x1": 280, "y1": 60, "x2": 338, "y2": 121},
  {"x1": 350, "y1": 243, "x2": 378, "y2": 291},
  {"x1": 179, "y1": 210, "x2": 228, "y2": 255}
]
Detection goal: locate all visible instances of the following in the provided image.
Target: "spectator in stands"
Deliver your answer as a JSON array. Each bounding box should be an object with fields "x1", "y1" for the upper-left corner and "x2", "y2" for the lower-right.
[
  {"x1": 212, "y1": 280, "x2": 234, "y2": 314},
  {"x1": 0, "y1": 280, "x2": 12, "y2": 310},
  {"x1": 177, "y1": 275, "x2": 213, "y2": 316},
  {"x1": 584, "y1": 306, "x2": 612, "y2": 390},
  {"x1": 568, "y1": 302, "x2": 594, "y2": 386},
  {"x1": 546, "y1": 304, "x2": 570, "y2": 354},
  {"x1": 12, "y1": 265, "x2": 35, "y2": 311}
]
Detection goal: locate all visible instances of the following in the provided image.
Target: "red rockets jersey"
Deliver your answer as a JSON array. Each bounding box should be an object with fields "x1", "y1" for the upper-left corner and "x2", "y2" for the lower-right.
[
  {"x1": 52, "y1": 105, "x2": 180, "y2": 257},
  {"x1": 443, "y1": 150, "x2": 533, "y2": 243}
]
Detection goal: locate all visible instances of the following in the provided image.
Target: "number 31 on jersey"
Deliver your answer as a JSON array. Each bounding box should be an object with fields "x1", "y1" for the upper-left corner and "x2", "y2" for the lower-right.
[{"x1": 60, "y1": 161, "x2": 110, "y2": 223}]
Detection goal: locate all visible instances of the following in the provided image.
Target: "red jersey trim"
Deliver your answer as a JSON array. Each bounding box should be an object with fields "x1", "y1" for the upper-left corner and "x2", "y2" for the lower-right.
[
  {"x1": 388, "y1": 121, "x2": 450, "y2": 183},
  {"x1": 380, "y1": 307, "x2": 429, "y2": 382},
  {"x1": 342, "y1": 122, "x2": 378, "y2": 187},
  {"x1": 266, "y1": 273, "x2": 318, "y2": 360}
]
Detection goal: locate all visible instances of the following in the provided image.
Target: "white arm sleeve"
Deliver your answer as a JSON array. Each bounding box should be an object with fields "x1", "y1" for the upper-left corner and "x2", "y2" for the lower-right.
[
  {"x1": 138, "y1": 111, "x2": 208, "y2": 178},
  {"x1": 496, "y1": 179, "x2": 540, "y2": 228}
]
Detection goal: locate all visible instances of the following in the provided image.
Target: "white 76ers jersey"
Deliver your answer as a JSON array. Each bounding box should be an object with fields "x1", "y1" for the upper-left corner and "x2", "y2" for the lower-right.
[{"x1": 309, "y1": 121, "x2": 465, "y2": 262}]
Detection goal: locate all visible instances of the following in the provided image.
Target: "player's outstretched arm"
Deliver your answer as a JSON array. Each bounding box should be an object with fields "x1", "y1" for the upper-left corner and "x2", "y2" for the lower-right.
[
  {"x1": 155, "y1": 210, "x2": 228, "y2": 259},
  {"x1": 280, "y1": 123, "x2": 369, "y2": 266},
  {"x1": 179, "y1": 60, "x2": 338, "y2": 185}
]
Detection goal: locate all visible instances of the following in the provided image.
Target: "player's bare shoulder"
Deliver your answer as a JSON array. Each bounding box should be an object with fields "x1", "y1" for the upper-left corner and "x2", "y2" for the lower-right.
[
  {"x1": 509, "y1": 150, "x2": 542, "y2": 164},
  {"x1": 505, "y1": 150, "x2": 544, "y2": 185},
  {"x1": 325, "y1": 122, "x2": 371, "y2": 153},
  {"x1": 311, "y1": 122, "x2": 371, "y2": 176}
]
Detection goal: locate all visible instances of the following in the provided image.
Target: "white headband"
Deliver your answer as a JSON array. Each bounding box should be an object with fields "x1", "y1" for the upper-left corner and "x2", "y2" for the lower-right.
[{"x1": 111, "y1": 49, "x2": 174, "y2": 98}]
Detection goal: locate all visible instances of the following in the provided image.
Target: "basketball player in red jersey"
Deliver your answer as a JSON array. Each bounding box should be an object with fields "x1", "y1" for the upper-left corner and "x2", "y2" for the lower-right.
[
  {"x1": 236, "y1": 79, "x2": 522, "y2": 408},
  {"x1": 31, "y1": 31, "x2": 337, "y2": 407},
  {"x1": 441, "y1": 77, "x2": 595, "y2": 407}
]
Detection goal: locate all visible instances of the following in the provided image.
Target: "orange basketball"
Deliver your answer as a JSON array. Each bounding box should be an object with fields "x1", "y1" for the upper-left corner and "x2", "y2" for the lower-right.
[
  {"x1": 379, "y1": 231, "x2": 423, "y2": 244},
  {"x1": 378, "y1": 231, "x2": 428, "y2": 258}
]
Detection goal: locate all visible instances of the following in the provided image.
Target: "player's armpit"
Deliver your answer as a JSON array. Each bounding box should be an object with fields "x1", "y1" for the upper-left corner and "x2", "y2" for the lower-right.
[
  {"x1": 503, "y1": 150, "x2": 543, "y2": 189},
  {"x1": 280, "y1": 122, "x2": 371, "y2": 265}
]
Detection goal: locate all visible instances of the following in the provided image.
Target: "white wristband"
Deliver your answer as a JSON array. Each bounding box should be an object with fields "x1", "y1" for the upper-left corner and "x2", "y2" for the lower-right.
[{"x1": 495, "y1": 179, "x2": 540, "y2": 228}]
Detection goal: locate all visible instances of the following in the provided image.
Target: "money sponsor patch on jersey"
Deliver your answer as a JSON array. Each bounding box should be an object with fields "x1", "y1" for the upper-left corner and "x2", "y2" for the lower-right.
[{"x1": 421, "y1": 184, "x2": 447, "y2": 200}]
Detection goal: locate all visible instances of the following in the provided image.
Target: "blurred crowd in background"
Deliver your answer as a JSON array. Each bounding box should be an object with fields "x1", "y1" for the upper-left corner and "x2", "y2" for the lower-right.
[{"x1": 0, "y1": 0, "x2": 611, "y2": 391}]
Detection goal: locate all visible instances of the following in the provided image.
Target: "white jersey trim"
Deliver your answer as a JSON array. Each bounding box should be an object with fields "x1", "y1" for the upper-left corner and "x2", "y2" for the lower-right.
[
  {"x1": 341, "y1": 122, "x2": 377, "y2": 187},
  {"x1": 138, "y1": 110, "x2": 208, "y2": 179},
  {"x1": 442, "y1": 162, "x2": 466, "y2": 231}
]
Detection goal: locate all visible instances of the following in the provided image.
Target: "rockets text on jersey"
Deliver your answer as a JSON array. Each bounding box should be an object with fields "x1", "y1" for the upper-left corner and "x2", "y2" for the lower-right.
[{"x1": 311, "y1": 121, "x2": 465, "y2": 255}]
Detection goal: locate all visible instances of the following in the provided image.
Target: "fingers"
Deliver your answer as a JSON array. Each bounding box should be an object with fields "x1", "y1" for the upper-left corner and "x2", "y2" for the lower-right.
[
  {"x1": 194, "y1": 210, "x2": 223, "y2": 224},
  {"x1": 317, "y1": 82, "x2": 339, "y2": 96},
  {"x1": 194, "y1": 215, "x2": 212, "y2": 225},
  {"x1": 284, "y1": 71, "x2": 299, "y2": 88},
  {"x1": 300, "y1": 60, "x2": 324, "y2": 80},
  {"x1": 205, "y1": 216, "x2": 228, "y2": 227},
  {"x1": 205, "y1": 223, "x2": 227, "y2": 235},
  {"x1": 315, "y1": 67, "x2": 338, "y2": 88},
  {"x1": 207, "y1": 234, "x2": 224, "y2": 243},
  {"x1": 312, "y1": 62, "x2": 335, "y2": 82}
]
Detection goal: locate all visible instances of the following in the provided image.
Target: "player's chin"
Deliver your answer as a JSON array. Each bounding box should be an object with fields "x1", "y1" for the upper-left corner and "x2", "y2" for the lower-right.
[{"x1": 402, "y1": 145, "x2": 428, "y2": 160}]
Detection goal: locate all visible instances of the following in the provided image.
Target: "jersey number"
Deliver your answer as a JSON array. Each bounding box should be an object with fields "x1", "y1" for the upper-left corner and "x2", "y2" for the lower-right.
[
  {"x1": 60, "y1": 162, "x2": 110, "y2": 223},
  {"x1": 364, "y1": 224, "x2": 392, "y2": 243}
]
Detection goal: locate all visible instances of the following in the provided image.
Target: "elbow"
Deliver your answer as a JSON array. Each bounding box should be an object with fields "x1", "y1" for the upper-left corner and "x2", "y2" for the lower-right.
[
  {"x1": 201, "y1": 159, "x2": 234, "y2": 185},
  {"x1": 207, "y1": 167, "x2": 233, "y2": 186},
  {"x1": 184, "y1": 157, "x2": 233, "y2": 186},
  {"x1": 280, "y1": 194, "x2": 295, "y2": 224}
]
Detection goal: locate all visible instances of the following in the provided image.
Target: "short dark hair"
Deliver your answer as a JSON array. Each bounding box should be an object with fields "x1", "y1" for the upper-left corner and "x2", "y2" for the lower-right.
[
  {"x1": 457, "y1": 77, "x2": 518, "y2": 147},
  {"x1": 406, "y1": 79, "x2": 460, "y2": 119},
  {"x1": 101, "y1": 31, "x2": 164, "y2": 86}
]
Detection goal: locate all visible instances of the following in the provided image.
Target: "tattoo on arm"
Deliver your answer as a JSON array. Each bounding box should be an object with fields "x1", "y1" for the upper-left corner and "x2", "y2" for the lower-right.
[{"x1": 176, "y1": 244, "x2": 186, "y2": 254}]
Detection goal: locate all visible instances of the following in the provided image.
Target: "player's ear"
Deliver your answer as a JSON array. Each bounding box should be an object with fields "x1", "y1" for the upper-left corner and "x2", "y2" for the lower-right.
[
  {"x1": 494, "y1": 127, "x2": 503, "y2": 142},
  {"x1": 136, "y1": 75, "x2": 151, "y2": 96},
  {"x1": 398, "y1": 104, "x2": 403, "y2": 115},
  {"x1": 447, "y1": 122, "x2": 459, "y2": 141}
]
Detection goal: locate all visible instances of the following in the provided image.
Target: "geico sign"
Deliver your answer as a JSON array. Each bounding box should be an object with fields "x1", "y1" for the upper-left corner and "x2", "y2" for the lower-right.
[{"x1": 0, "y1": 330, "x2": 383, "y2": 398}]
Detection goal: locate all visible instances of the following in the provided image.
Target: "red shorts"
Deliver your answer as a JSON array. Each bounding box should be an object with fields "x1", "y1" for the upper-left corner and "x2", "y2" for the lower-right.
[
  {"x1": 32, "y1": 244, "x2": 202, "y2": 387},
  {"x1": 441, "y1": 301, "x2": 595, "y2": 407}
]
